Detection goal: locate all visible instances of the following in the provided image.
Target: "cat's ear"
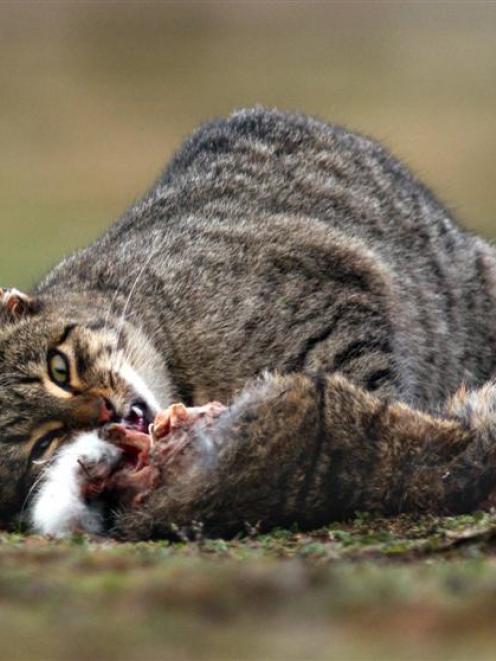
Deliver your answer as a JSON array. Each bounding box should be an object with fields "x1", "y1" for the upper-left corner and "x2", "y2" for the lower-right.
[{"x1": 0, "y1": 288, "x2": 42, "y2": 323}]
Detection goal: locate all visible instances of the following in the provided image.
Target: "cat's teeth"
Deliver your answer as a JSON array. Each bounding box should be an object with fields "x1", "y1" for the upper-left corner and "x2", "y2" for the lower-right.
[
  {"x1": 131, "y1": 404, "x2": 144, "y2": 419},
  {"x1": 124, "y1": 401, "x2": 151, "y2": 433}
]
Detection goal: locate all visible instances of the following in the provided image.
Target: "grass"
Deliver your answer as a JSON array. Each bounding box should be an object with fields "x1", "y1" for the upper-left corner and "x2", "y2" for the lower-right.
[{"x1": 4, "y1": 513, "x2": 496, "y2": 660}]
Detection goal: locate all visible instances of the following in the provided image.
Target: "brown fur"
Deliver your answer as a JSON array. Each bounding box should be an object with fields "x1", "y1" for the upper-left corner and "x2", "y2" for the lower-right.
[{"x1": 113, "y1": 373, "x2": 496, "y2": 539}]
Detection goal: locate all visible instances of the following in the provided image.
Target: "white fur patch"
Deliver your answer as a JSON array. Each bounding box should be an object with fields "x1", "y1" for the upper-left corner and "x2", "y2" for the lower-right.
[
  {"x1": 119, "y1": 362, "x2": 160, "y2": 414},
  {"x1": 30, "y1": 433, "x2": 121, "y2": 538}
]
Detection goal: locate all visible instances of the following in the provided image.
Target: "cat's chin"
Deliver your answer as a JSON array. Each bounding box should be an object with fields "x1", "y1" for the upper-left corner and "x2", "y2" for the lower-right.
[{"x1": 29, "y1": 432, "x2": 122, "y2": 538}]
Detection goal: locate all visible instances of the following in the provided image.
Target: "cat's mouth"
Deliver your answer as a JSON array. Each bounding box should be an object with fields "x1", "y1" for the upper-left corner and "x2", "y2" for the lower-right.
[
  {"x1": 122, "y1": 399, "x2": 153, "y2": 433},
  {"x1": 92, "y1": 402, "x2": 225, "y2": 509},
  {"x1": 96, "y1": 403, "x2": 158, "y2": 507},
  {"x1": 117, "y1": 399, "x2": 154, "y2": 466}
]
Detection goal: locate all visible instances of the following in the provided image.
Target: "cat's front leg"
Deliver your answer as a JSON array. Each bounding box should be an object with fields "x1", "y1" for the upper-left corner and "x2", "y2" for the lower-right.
[{"x1": 30, "y1": 433, "x2": 122, "y2": 537}]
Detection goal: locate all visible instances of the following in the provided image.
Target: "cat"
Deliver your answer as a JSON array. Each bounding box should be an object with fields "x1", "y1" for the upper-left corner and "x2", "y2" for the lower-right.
[{"x1": 1, "y1": 106, "x2": 496, "y2": 539}]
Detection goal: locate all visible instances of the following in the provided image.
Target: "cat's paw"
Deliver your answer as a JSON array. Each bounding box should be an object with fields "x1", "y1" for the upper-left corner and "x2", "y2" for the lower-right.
[{"x1": 30, "y1": 432, "x2": 122, "y2": 537}]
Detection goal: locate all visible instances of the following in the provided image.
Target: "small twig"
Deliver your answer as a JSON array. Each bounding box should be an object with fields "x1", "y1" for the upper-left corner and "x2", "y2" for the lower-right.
[{"x1": 77, "y1": 459, "x2": 92, "y2": 478}]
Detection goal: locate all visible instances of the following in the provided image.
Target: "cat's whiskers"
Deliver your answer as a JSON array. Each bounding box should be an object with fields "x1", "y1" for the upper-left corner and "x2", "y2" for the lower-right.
[
  {"x1": 111, "y1": 235, "x2": 163, "y2": 372},
  {"x1": 101, "y1": 280, "x2": 125, "y2": 337},
  {"x1": 19, "y1": 462, "x2": 54, "y2": 523}
]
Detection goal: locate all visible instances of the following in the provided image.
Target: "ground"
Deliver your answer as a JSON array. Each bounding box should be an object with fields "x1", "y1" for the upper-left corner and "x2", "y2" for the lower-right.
[{"x1": 3, "y1": 512, "x2": 496, "y2": 660}]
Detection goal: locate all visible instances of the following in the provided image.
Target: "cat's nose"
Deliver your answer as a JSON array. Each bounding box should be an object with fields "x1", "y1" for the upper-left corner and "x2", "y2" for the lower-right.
[{"x1": 98, "y1": 397, "x2": 117, "y2": 424}]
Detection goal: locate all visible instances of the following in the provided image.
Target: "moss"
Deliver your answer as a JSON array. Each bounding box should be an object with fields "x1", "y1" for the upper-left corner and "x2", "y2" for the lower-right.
[{"x1": 3, "y1": 513, "x2": 496, "y2": 659}]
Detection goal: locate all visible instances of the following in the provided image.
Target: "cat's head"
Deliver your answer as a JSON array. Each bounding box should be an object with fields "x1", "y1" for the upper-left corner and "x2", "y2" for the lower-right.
[{"x1": 0, "y1": 287, "x2": 160, "y2": 525}]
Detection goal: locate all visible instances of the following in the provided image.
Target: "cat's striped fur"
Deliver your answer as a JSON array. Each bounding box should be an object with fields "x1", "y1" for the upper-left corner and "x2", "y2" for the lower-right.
[{"x1": 2, "y1": 107, "x2": 496, "y2": 538}]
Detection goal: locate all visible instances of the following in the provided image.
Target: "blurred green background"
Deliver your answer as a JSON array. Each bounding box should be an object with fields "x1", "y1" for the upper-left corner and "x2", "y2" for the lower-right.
[{"x1": 1, "y1": 2, "x2": 495, "y2": 289}]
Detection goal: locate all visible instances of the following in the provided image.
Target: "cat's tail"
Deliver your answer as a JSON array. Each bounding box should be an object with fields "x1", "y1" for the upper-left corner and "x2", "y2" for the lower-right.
[{"x1": 112, "y1": 372, "x2": 496, "y2": 540}]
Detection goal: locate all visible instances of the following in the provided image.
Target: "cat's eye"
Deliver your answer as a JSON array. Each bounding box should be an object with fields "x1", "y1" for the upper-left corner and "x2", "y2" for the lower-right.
[
  {"x1": 47, "y1": 350, "x2": 70, "y2": 387},
  {"x1": 30, "y1": 429, "x2": 64, "y2": 464}
]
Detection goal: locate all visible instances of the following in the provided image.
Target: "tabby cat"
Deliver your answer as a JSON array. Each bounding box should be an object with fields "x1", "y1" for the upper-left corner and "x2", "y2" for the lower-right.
[{"x1": 1, "y1": 107, "x2": 496, "y2": 539}]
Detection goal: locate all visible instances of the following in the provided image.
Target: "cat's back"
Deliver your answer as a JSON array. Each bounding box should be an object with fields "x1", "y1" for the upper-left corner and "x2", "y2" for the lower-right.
[
  {"x1": 157, "y1": 106, "x2": 462, "y2": 249},
  {"x1": 40, "y1": 108, "x2": 496, "y2": 407},
  {"x1": 116, "y1": 107, "x2": 482, "y2": 288},
  {"x1": 126, "y1": 107, "x2": 496, "y2": 400},
  {"x1": 100, "y1": 107, "x2": 465, "y2": 263}
]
